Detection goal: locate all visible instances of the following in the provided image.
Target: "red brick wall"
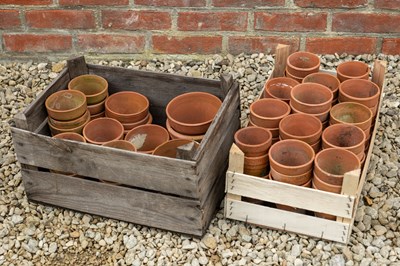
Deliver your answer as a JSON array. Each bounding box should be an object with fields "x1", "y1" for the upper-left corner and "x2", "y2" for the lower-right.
[{"x1": 0, "y1": 0, "x2": 399, "y2": 56}]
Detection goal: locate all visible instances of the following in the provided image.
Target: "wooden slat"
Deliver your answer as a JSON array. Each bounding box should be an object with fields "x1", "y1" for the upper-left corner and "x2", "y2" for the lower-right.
[
  {"x1": 22, "y1": 169, "x2": 202, "y2": 236},
  {"x1": 224, "y1": 143, "x2": 244, "y2": 206},
  {"x1": 226, "y1": 171, "x2": 355, "y2": 218},
  {"x1": 11, "y1": 127, "x2": 199, "y2": 198},
  {"x1": 67, "y1": 56, "x2": 88, "y2": 79},
  {"x1": 272, "y1": 44, "x2": 291, "y2": 78},
  {"x1": 226, "y1": 199, "x2": 350, "y2": 244},
  {"x1": 372, "y1": 60, "x2": 386, "y2": 90}
]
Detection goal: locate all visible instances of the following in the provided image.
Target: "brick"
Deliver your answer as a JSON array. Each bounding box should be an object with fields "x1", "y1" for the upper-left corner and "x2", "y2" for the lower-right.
[
  {"x1": 0, "y1": 10, "x2": 20, "y2": 29},
  {"x1": 135, "y1": 0, "x2": 205, "y2": 6},
  {"x1": 228, "y1": 36, "x2": 299, "y2": 55},
  {"x1": 152, "y1": 36, "x2": 222, "y2": 54},
  {"x1": 375, "y1": 0, "x2": 400, "y2": 10},
  {"x1": 333, "y1": 13, "x2": 400, "y2": 33},
  {"x1": 294, "y1": 0, "x2": 367, "y2": 8},
  {"x1": 77, "y1": 34, "x2": 145, "y2": 53},
  {"x1": 255, "y1": 12, "x2": 327, "y2": 32},
  {"x1": 213, "y1": 0, "x2": 284, "y2": 7},
  {"x1": 306, "y1": 37, "x2": 377, "y2": 54},
  {"x1": 26, "y1": 10, "x2": 95, "y2": 29},
  {"x1": 102, "y1": 10, "x2": 171, "y2": 30},
  {"x1": 59, "y1": 0, "x2": 128, "y2": 5},
  {"x1": 3, "y1": 34, "x2": 72, "y2": 52},
  {"x1": 178, "y1": 12, "x2": 248, "y2": 31},
  {"x1": 0, "y1": 0, "x2": 51, "y2": 4},
  {"x1": 382, "y1": 38, "x2": 400, "y2": 55}
]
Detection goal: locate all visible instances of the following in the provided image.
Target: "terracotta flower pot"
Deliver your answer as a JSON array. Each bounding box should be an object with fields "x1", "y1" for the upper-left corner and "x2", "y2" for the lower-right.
[
  {"x1": 234, "y1": 127, "x2": 272, "y2": 157},
  {"x1": 166, "y1": 119, "x2": 204, "y2": 141},
  {"x1": 45, "y1": 90, "x2": 87, "y2": 121},
  {"x1": 271, "y1": 137, "x2": 279, "y2": 144},
  {"x1": 290, "y1": 83, "x2": 333, "y2": 114},
  {"x1": 264, "y1": 77, "x2": 300, "y2": 102},
  {"x1": 314, "y1": 148, "x2": 361, "y2": 186},
  {"x1": 322, "y1": 124, "x2": 366, "y2": 155},
  {"x1": 166, "y1": 92, "x2": 222, "y2": 135},
  {"x1": 90, "y1": 111, "x2": 105, "y2": 120},
  {"x1": 370, "y1": 104, "x2": 378, "y2": 117},
  {"x1": 244, "y1": 153, "x2": 269, "y2": 177},
  {"x1": 122, "y1": 113, "x2": 152, "y2": 130},
  {"x1": 68, "y1": 74, "x2": 108, "y2": 105},
  {"x1": 310, "y1": 140, "x2": 321, "y2": 153},
  {"x1": 153, "y1": 139, "x2": 200, "y2": 159},
  {"x1": 268, "y1": 139, "x2": 315, "y2": 176},
  {"x1": 125, "y1": 124, "x2": 169, "y2": 154},
  {"x1": 83, "y1": 117, "x2": 124, "y2": 145},
  {"x1": 330, "y1": 102, "x2": 373, "y2": 131},
  {"x1": 53, "y1": 132, "x2": 86, "y2": 142},
  {"x1": 105, "y1": 91, "x2": 149, "y2": 123},
  {"x1": 286, "y1": 51, "x2": 320, "y2": 78},
  {"x1": 336, "y1": 61, "x2": 370, "y2": 82},
  {"x1": 279, "y1": 113, "x2": 322, "y2": 144},
  {"x1": 102, "y1": 140, "x2": 137, "y2": 152},
  {"x1": 87, "y1": 95, "x2": 107, "y2": 115},
  {"x1": 303, "y1": 72, "x2": 340, "y2": 98},
  {"x1": 285, "y1": 69, "x2": 303, "y2": 83},
  {"x1": 48, "y1": 109, "x2": 90, "y2": 130},
  {"x1": 312, "y1": 172, "x2": 342, "y2": 193},
  {"x1": 338, "y1": 79, "x2": 380, "y2": 108},
  {"x1": 250, "y1": 98, "x2": 291, "y2": 128},
  {"x1": 270, "y1": 167, "x2": 311, "y2": 186},
  {"x1": 48, "y1": 112, "x2": 90, "y2": 136},
  {"x1": 289, "y1": 101, "x2": 330, "y2": 122}
]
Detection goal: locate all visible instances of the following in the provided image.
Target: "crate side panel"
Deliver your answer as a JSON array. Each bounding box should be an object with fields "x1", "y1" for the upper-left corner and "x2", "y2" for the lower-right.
[
  {"x1": 23, "y1": 169, "x2": 203, "y2": 236},
  {"x1": 12, "y1": 128, "x2": 199, "y2": 198}
]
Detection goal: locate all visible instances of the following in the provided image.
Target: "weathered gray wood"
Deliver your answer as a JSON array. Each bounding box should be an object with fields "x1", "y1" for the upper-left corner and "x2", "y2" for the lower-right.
[
  {"x1": 176, "y1": 142, "x2": 198, "y2": 161},
  {"x1": 13, "y1": 112, "x2": 29, "y2": 130},
  {"x1": 22, "y1": 169, "x2": 203, "y2": 236},
  {"x1": 220, "y1": 74, "x2": 233, "y2": 96},
  {"x1": 67, "y1": 56, "x2": 88, "y2": 79},
  {"x1": 11, "y1": 127, "x2": 199, "y2": 198}
]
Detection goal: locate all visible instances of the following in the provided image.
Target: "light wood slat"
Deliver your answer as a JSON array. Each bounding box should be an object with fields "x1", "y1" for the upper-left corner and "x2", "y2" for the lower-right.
[
  {"x1": 12, "y1": 128, "x2": 199, "y2": 198},
  {"x1": 225, "y1": 199, "x2": 350, "y2": 244},
  {"x1": 272, "y1": 44, "x2": 291, "y2": 78},
  {"x1": 226, "y1": 171, "x2": 355, "y2": 218},
  {"x1": 67, "y1": 56, "x2": 88, "y2": 79},
  {"x1": 224, "y1": 143, "x2": 244, "y2": 208},
  {"x1": 22, "y1": 169, "x2": 203, "y2": 236}
]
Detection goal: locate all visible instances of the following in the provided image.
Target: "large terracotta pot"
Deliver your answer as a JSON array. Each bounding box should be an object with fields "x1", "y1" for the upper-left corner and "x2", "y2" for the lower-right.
[
  {"x1": 68, "y1": 74, "x2": 108, "y2": 105},
  {"x1": 322, "y1": 124, "x2": 366, "y2": 155},
  {"x1": 338, "y1": 79, "x2": 380, "y2": 108},
  {"x1": 83, "y1": 117, "x2": 124, "y2": 145},
  {"x1": 303, "y1": 72, "x2": 340, "y2": 99},
  {"x1": 290, "y1": 83, "x2": 333, "y2": 114},
  {"x1": 234, "y1": 126, "x2": 272, "y2": 157},
  {"x1": 244, "y1": 153, "x2": 269, "y2": 177},
  {"x1": 286, "y1": 51, "x2": 320, "y2": 78},
  {"x1": 45, "y1": 90, "x2": 87, "y2": 121},
  {"x1": 330, "y1": 102, "x2": 373, "y2": 131},
  {"x1": 152, "y1": 139, "x2": 200, "y2": 159},
  {"x1": 250, "y1": 98, "x2": 290, "y2": 128},
  {"x1": 264, "y1": 77, "x2": 299, "y2": 102},
  {"x1": 279, "y1": 113, "x2": 322, "y2": 144},
  {"x1": 336, "y1": 61, "x2": 370, "y2": 82},
  {"x1": 105, "y1": 91, "x2": 149, "y2": 123},
  {"x1": 125, "y1": 124, "x2": 170, "y2": 154}
]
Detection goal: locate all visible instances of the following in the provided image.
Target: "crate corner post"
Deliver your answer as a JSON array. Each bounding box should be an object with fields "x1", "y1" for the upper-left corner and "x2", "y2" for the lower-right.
[{"x1": 67, "y1": 55, "x2": 89, "y2": 80}]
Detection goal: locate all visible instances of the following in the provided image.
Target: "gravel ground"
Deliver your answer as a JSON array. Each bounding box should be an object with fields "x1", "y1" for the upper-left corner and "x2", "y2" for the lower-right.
[{"x1": 0, "y1": 53, "x2": 399, "y2": 266}]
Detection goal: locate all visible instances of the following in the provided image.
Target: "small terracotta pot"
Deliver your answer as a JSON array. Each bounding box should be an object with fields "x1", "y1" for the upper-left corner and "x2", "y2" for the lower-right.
[
  {"x1": 49, "y1": 112, "x2": 90, "y2": 136},
  {"x1": 102, "y1": 140, "x2": 137, "y2": 152},
  {"x1": 244, "y1": 154, "x2": 269, "y2": 177},
  {"x1": 312, "y1": 172, "x2": 342, "y2": 193},
  {"x1": 322, "y1": 124, "x2": 366, "y2": 155},
  {"x1": 45, "y1": 90, "x2": 87, "y2": 121},
  {"x1": 122, "y1": 113, "x2": 152, "y2": 130},
  {"x1": 279, "y1": 113, "x2": 322, "y2": 144},
  {"x1": 234, "y1": 127, "x2": 272, "y2": 157},
  {"x1": 105, "y1": 91, "x2": 149, "y2": 123},
  {"x1": 330, "y1": 102, "x2": 373, "y2": 131},
  {"x1": 166, "y1": 119, "x2": 204, "y2": 141},
  {"x1": 338, "y1": 79, "x2": 380, "y2": 108},
  {"x1": 48, "y1": 109, "x2": 90, "y2": 130},
  {"x1": 336, "y1": 61, "x2": 370, "y2": 82},
  {"x1": 125, "y1": 124, "x2": 169, "y2": 154},
  {"x1": 290, "y1": 83, "x2": 333, "y2": 114},
  {"x1": 314, "y1": 148, "x2": 361, "y2": 186},
  {"x1": 250, "y1": 98, "x2": 291, "y2": 128},
  {"x1": 286, "y1": 51, "x2": 320, "y2": 78},
  {"x1": 83, "y1": 117, "x2": 124, "y2": 145},
  {"x1": 289, "y1": 101, "x2": 330, "y2": 122},
  {"x1": 264, "y1": 77, "x2": 300, "y2": 102},
  {"x1": 270, "y1": 167, "x2": 311, "y2": 186},
  {"x1": 153, "y1": 139, "x2": 200, "y2": 159},
  {"x1": 87, "y1": 95, "x2": 107, "y2": 115},
  {"x1": 303, "y1": 72, "x2": 340, "y2": 98},
  {"x1": 268, "y1": 139, "x2": 315, "y2": 176},
  {"x1": 53, "y1": 132, "x2": 86, "y2": 142},
  {"x1": 68, "y1": 74, "x2": 108, "y2": 105},
  {"x1": 285, "y1": 69, "x2": 303, "y2": 83},
  {"x1": 90, "y1": 111, "x2": 105, "y2": 120}
]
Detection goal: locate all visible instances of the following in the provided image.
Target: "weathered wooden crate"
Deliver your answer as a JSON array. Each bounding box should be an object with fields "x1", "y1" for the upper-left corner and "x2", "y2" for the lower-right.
[
  {"x1": 11, "y1": 56, "x2": 240, "y2": 237},
  {"x1": 224, "y1": 45, "x2": 386, "y2": 244}
]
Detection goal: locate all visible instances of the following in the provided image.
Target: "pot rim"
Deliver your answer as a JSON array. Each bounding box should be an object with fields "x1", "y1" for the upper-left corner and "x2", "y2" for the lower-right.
[
  {"x1": 49, "y1": 109, "x2": 91, "y2": 132},
  {"x1": 87, "y1": 93, "x2": 108, "y2": 109},
  {"x1": 290, "y1": 83, "x2": 333, "y2": 109},
  {"x1": 314, "y1": 148, "x2": 361, "y2": 179},
  {"x1": 303, "y1": 72, "x2": 340, "y2": 93},
  {"x1": 125, "y1": 124, "x2": 170, "y2": 153},
  {"x1": 338, "y1": 79, "x2": 380, "y2": 106},
  {"x1": 53, "y1": 132, "x2": 86, "y2": 142},
  {"x1": 286, "y1": 51, "x2": 321, "y2": 72},
  {"x1": 45, "y1": 90, "x2": 87, "y2": 115},
  {"x1": 322, "y1": 124, "x2": 366, "y2": 151},
  {"x1": 165, "y1": 119, "x2": 204, "y2": 141},
  {"x1": 279, "y1": 113, "x2": 322, "y2": 141},
  {"x1": 270, "y1": 166, "x2": 312, "y2": 180},
  {"x1": 68, "y1": 74, "x2": 109, "y2": 98},
  {"x1": 234, "y1": 126, "x2": 272, "y2": 149},
  {"x1": 152, "y1": 139, "x2": 199, "y2": 157},
  {"x1": 102, "y1": 139, "x2": 137, "y2": 152},
  {"x1": 83, "y1": 117, "x2": 124, "y2": 145},
  {"x1": 264, "y1": 77, "x2": 300, "y2": 101},
  {"x1": 250, "y1": 98, "x2": 291, "y2": 121},
  {"x1": 330, "y1": 102, "x2": 373, "y2": 129},
  {"x1": 313, "y1": 171, "x2": 342, "y2": 190},
  {"x1": 289, "y1": 100, "x2": 331, "y2": 119},
  {"x1": 48, "y1": 109, "x2": 90, "y2": 128},
  {"x1": 105, "y1": 91, "x2": 149, "y2": 119},
  {"x1": 337, "y1": 61, "x2": 370, "y2": 80}
]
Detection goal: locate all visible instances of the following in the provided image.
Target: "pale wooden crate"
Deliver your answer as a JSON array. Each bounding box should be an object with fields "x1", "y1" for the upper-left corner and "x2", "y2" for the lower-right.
[
  {"x1": 11, "y1": 56, "x2": 240, "y2": 237},
  {"x1": 224, "y1": 44, "x2": 386, "y2": 244}
]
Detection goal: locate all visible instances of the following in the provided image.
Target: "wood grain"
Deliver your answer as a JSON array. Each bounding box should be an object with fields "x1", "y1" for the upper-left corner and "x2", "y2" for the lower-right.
[{"x1": 67, "y1": 56, "x2": 88, "y2": 79}]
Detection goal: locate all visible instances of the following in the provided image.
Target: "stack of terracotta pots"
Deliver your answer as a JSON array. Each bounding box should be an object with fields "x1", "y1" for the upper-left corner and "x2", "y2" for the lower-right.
[
  {"x1": 303, "y1": 72, "x2": 340, "y2": 105},
  {"x1": 166, "y1": 92, "x2": 222, "y2": 142},
  {"x1": 286, "y1": 51, "x2": 321, "y2": 82},
  {"x1": 46, "y1": 90, "x2": 90, "y2": 136},
  {"x1": 83, "y1": 117, "x2": 125, "y2": 145},
  {"x1": 125, "y1": 124, "x2": 170, "y2": 154},
  {"x1": 263, "y1": 77, "x2": 299, "y2": 103},
  {"x1": 279, "y1": 114, "x2": 323, "y2": 153},
  {"x1": 249, "y1": 98, "x2": 291, "y2": 144},
  {"x1": 105, "y1": 91, "x2": 151, "y2": 135},
  {"x1": 234, "y1": 127, "x2": 272, "y2": 177},
  {"x1": 68, "y1": 74, "x2": 109, "y2": 120},
  {"x1": 336, "y1": 61, "x2": 370, "y2": 82},
  {"x1": 313, "y1": 148, "x2": 361, "y2": 220}
]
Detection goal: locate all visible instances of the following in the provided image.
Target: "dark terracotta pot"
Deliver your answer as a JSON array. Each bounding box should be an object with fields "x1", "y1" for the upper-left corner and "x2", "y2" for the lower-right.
[
  {"x1": 268, "y1": 139, "x2": 315, "y2": 176},
  {"x1": 45, "y1": 90, "x2": 87, "y2": 121},
  {"x1": 286, "y1": 51, "x2": 320, "y2": 78},
  {"x1": 330, "y1": 102, "x2": 373, "y2": 131},
  {"x1": 102, "y1": 140, "x2": 137, "y2": 152},
  {"x1": 338, "y1": 79, "x2": 380, "y2": 108},
  {"x1": 105, "y1": 91, "x2": 149, "y2": 123},
  {"x1": 303, "y1": 72, "x2": 340, "y2": 98},
  {"x1": 48, "y1": 109, "x2": 90, "y2": 130},
  {"x1": 290, "y1": 101, "x2": 330, "y2": 122},
  {"x1": 336, "y1": 61, "x2": 370, "y2": 82},
  {"x1": 244, "y1": 154, "x2": 269, "y2": 177},
  {"x1": 270, "y1": 167, "x2": 311, "y2": 186},
  {"x1": 87, "y1": 94, "x2": 107, "y2": 115},
  {"x1": 322, "y1": 124, "x2": 366, "y2": 155},
  {"x1": 166, "y1": 119, "x2": 204, "y2": 141},
  {"x1": 152, "y1": 139, "x2": 200, "y2": 159},
  {"x1": 83, "y1": 117, "x2": 124, "y2": 145},
  {"x1": 121, "y1": 113, "x2": 152, "y2": 130},
  {"x1": 49, "y1": 112, "x2": 90, "y2": 136},
  {"x1": 53, "y1": 132, "x2": 86, "y2": 142},
  {"x1": 125, "y1": 124, "x2": 170, "y2": 154},
  {"x1": 234, "y1": 126, "x2": 272, "y2": 157},
  {"x1": 285, "y1": 69, "x2": 303, "y2": 83},
  {"x1": 250, "y1": 98, "x2": 291, "y2": 128},
  {"x1": 290, "y1": 83, "x2": 333, "y2": 114},
  {"x1": 68, "y1": 74, "x2": 108, "y2": 105},
  {"x1": 90, "y1": 111, "x2": 105, "y2": 120},
  {"x1": 314, "y1": 148, "x2": 361, "y2": 186},
  {"x1": 264, "y1": 77, "x2": 300, "y2": 102},
  {"x1": 279, "y1": 113, "x2": 322, "y2": 144}
]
